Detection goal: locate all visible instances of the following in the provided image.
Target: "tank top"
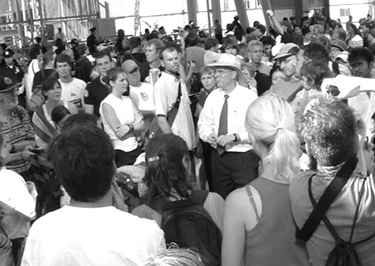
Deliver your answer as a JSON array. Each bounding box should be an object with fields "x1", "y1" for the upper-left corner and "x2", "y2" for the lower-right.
[
  {"x1": 99, "y1": 94, "x2": 138, "y2": 152},
  {"x1": 244, "y1": 177, "x2": 309, "y2": 266}
]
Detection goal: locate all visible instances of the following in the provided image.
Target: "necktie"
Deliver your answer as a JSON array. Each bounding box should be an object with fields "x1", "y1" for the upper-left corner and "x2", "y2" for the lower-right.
[{"x1": 218, "y1": 94, "x2": 229, "y2": 136}]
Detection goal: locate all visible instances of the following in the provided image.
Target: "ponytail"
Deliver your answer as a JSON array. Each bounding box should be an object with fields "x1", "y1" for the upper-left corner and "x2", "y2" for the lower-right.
[{"x1": 265, "y1": 127, "x2": 300, "y2": 179}]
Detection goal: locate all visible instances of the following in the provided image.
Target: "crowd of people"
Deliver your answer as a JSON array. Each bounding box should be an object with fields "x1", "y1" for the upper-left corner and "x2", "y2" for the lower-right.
[{"x1": 1, "y1": 7, "x2": 375, "y2": 266}]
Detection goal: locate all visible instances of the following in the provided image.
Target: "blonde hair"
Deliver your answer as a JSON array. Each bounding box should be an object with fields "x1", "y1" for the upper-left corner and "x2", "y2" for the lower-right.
[
  {"x1": 245, "y1": 94, "x2": 300, "y2": 181},
  {"x1": 146, "y1": 248, "x2": 204, "y2": 266}
]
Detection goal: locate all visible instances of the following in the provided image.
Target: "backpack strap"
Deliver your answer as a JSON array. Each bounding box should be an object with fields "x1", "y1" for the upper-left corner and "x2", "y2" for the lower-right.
[
  {"x1": 296, "y1": 156, "x2": 358, "y2": 242},
  {"x1": 189, "y1": 190, "x2": 209, "y2": 205},
  {"x1": 309, "y1": 176, "x2": 367, "y2": 244},
  {"x1": 246, "y1": 185, "x2": 260, "y2": 222}
]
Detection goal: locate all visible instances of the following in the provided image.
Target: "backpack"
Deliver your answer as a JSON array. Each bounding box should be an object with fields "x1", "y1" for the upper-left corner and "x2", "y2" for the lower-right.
[
  {"x1": 310, "y1": 175, "x2": 375, "y2": 266},
  {"x1": 296, "y1": 157, "x2": 375, "y2": 266},
  {"x1": 160, "y1": 191, "x2": 222, "y2": 266}
]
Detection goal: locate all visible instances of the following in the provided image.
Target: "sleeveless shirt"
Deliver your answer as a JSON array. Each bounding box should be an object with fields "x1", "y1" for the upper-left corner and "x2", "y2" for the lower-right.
[{"x1": 244, "y1": 177, "x2": 309, "y2": 266}]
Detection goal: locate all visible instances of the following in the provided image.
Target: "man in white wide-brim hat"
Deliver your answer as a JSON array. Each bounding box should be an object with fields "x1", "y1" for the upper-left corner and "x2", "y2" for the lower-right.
[{"x1": 198, "y1": 53, "x2": 259, "y2": 199}]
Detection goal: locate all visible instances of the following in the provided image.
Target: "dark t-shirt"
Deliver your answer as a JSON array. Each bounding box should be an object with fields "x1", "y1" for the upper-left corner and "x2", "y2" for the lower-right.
[
  {"x1": 74, "y1": 57, "x2": 93, "y2": 83},
  {"x1": 84, "y1": 77, "x2": 110, "y2": 117},
  {"x1": 255, "y1": 71, "x2": 272, "y2": 96}
]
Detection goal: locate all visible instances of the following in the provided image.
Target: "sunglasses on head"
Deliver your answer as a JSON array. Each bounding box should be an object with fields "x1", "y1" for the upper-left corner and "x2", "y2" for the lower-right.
[{"x1": 129, "y1": 67, "x2": 139, "y2": 74}]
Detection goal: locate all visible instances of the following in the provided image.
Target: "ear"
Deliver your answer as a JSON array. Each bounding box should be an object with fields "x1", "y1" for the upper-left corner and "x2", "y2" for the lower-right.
[
  {"x1": 182, "y1": 154, "x2": 191, "y2": 172},
  {"x1": 109, "y1": 80, "x2": 115, "y2": 87}
]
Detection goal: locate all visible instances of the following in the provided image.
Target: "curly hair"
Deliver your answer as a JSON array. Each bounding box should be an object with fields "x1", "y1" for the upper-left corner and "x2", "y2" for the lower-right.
[
  {"x1": 144, "y1": 134, "x2": 191, "y2": 204},
  {"x1": 301, "y1": 97, "x2": 357, "y2": 166}
]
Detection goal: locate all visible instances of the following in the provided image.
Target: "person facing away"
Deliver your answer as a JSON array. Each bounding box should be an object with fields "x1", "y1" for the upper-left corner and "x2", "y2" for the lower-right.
[
  {"x1": 290, "y1": 97, "x2": 375, "y2": 266},
  {"x1": 21, "y1": 125, "x2": 165, "y2": 266},
  {"x1": 222, "y1": 94, "x2": 309, "y2": 266}
]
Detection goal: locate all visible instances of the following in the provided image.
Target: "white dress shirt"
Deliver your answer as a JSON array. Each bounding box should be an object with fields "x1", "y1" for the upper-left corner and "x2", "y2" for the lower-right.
[{"x1": 198, "y1": 83, "x2": 257, "y2": 152}]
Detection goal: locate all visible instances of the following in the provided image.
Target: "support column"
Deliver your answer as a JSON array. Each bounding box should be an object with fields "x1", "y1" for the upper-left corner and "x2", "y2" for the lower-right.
[
  {"x1": 187, "y1": 0, "x2": 197, "y2": 24},
  {"x1": 323, "y1": 0, "x2": 330, "y2": 19},
  {"x1": 211, "y1": 0, "x2": 221, "y2": 26},
  {"x1": 295, "y1": 0, "x2": 303, "y2": 26},
  {"x1": 234, "y1": 0, "x2": 249, "y2": 29}
]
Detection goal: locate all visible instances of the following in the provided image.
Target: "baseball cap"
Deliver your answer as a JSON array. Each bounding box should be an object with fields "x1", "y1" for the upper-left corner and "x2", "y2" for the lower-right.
[{"x1": 273, "y1": 43, "x2": 300, "y2": 60}]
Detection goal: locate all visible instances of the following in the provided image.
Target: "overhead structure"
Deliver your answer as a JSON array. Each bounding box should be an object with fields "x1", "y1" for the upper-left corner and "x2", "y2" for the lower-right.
[
  {"x1": 0, "y1": 0, "x2": 99, "y2": 45},
  {"x1": 210, "y1": 0, "x2": 222, "y2": 25},
  {"x1": 233, "y1": 0, "x2": 249, "y2": 29},
  {"x1": 187, "y1": 0, "x2": 198, "y2": 24}
]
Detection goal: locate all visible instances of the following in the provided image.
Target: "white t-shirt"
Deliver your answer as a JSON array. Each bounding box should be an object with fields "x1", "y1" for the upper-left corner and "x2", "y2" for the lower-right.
[
  {"x1": 59, "y1": 78, "x2": 86, "y2": 114},
  {"x1": 0, "y1": 168, "x2": 36, "y2": 239},
  {"x1": 21, "y1": 206, "x2": 165, "y2": 266},
  {"x1": 154, "y1": 72, "x2": 196, "y2": 150},
  {"x1": 100, "y1": 94, "x2": 142, "y2": 152},
  {"x1": 130, "y1": 83, "x2": 155, "y2": 113}
]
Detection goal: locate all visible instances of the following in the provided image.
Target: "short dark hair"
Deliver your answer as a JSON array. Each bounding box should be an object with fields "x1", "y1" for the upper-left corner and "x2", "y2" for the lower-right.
[
  {"x1": 61, "y1": 113, "x2": 98, "y2": 132},
  {"x1": 94, "y1": 50, "x2": 112, "y2": 62},
  {"x1": 184, "y1": 33, "x2": 199, "y2": 47},
  {"x1": 301, "y1": 97, "x2": 357, "y2": 167},
  {"x1": 304, "y1": 43, "x2": 330, "y2": 65},
  {"x1": 51, "y1": 105, "x2": 71, "y2": 125},
  {"x1": 348, "y1": 47, "x2": 374, "y2": 64},
  {"x1": 129, "y1": 36, "x2": 141, "y2": 49},
  {"x1": 42, "y1": 74, "x2": 60, "y2": 95},
  {"x1": 300, "y1": 61, "x2": 330, "y2": 89},
  {"x1": 49, "y1": 126, "x2": 115, "y2": 202},
  {"x1": 260, "y1": 35, "x2": 276, "y2": 47},
  {"x1": 144, "y1": 134, "x2": 190, "y2": 203},
  {"x1": 204, "y1": 38, "x2": 219, "y2": 50},
  {"x1": 54, "y1": 53, "x2": 73, "y2": 69}
]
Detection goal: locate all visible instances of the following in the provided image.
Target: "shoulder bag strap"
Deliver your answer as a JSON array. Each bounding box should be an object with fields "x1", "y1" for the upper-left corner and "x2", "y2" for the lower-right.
[
  {"x1": 166, "y1": 81, "x2": 182, "y2": 126},
  {"x1": 296, "y1": 156, "x2": 358, "y2": 242},
  {"x1": 246, "y1": 185, "x2": 260, "y2": 222}
]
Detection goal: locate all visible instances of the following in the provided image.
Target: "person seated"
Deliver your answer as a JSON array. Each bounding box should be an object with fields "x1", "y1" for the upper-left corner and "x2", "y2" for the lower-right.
[
  {"x1": 222, "y1": 94, "x2": 309, "y2": 266},
  {"x1": 21, "y1": 125, "x2": 165, "y2": 266}
]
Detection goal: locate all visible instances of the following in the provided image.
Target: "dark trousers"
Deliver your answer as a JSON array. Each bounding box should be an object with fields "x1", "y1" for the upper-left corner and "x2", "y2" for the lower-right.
[
  {"x1": 210, "y1": 149, "x2": 260, "y2": 199},
  {"x1": 115, "y1": 147, "x2": 142, "y2": 167}
]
